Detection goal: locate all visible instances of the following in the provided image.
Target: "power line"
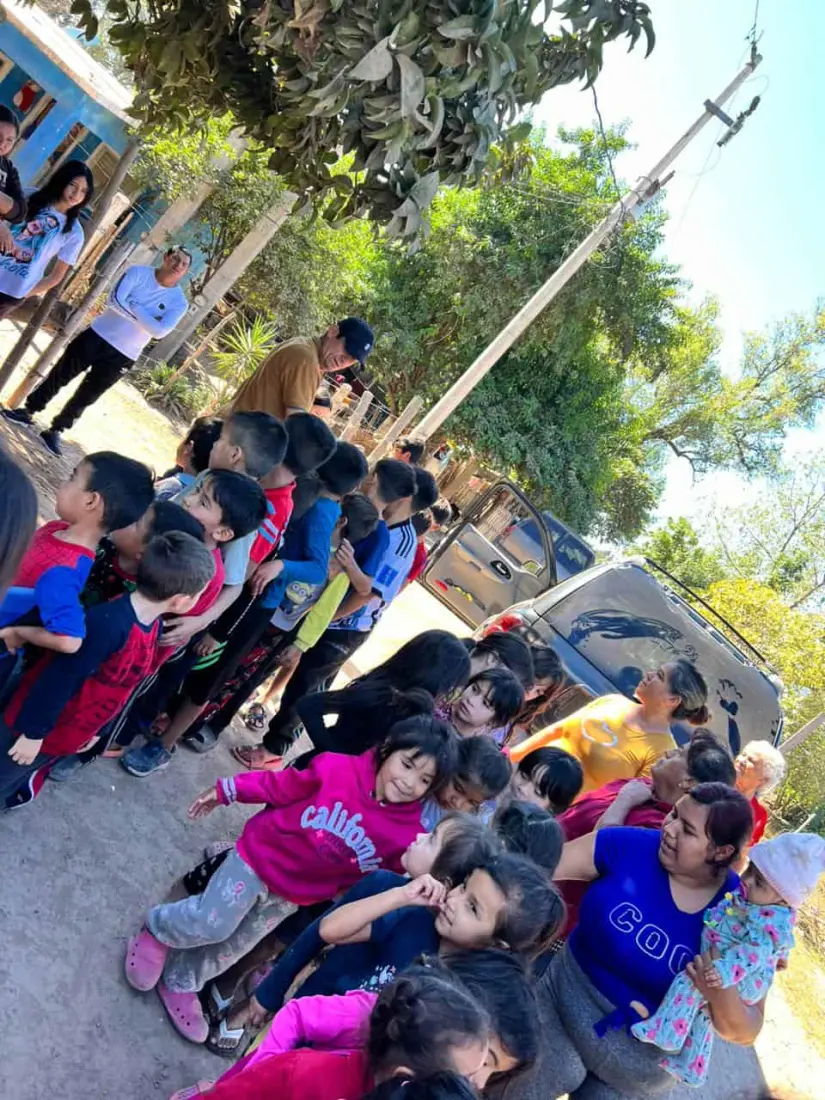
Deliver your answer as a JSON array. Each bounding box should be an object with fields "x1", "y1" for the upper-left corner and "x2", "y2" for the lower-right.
[{"x1": 591, "y1": 84, "x2": 623, "y2": 206}]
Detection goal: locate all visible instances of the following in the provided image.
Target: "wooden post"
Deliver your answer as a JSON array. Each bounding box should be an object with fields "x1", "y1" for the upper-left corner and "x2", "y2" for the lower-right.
[
  {"x1": 779, "y1": 712, "x2": 825, "y2": 756},
  {"x1": 0, "y1": 137, "x2": 142, "y2": 394},
  {"x1": 368, "y1": 395, "x2": 424, "y2": 463},
  {"x1": 339, "y1": 390, "x2": 374, "y2": 441}
]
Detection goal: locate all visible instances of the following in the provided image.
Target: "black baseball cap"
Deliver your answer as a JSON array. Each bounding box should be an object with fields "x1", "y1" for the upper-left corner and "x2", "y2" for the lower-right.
[{"x1": 338, "y1": 317, "x2": 374, "y2": 364}]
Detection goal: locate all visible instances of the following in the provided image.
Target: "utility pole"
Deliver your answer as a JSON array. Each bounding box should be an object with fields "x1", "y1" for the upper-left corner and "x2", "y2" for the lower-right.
[{"x1": 414, "y1": 51, "x2": 763, "y2": 440}]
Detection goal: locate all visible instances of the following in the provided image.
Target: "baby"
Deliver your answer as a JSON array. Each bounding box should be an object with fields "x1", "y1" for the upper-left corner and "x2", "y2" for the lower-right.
[{"x1": 633, "y1": 832, "x2": 825, "y2": 1087}]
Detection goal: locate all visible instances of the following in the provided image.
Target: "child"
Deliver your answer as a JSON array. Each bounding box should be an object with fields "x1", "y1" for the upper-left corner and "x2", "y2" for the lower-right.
[
  {"x1": 0, "y1": 532, "x2": 215, "y2": 802},
  {"x1": 421, "y1": 736, "x2": 511, "y2": 830},
  {"x1": 143, "y1": 436, "x2": 363, "y2": 764},
  {"x1": 155, "y1": 416, "x2": 223, "y2": 500},
  {"x1": 467, "y1": 632, "x2": 534, "y2": 687},
  {"x1": 508, "y1": 644, "x2": 565, "y2": 741},
  {"x1": 125, "y1": 717, "x2": 458, "y2": 1042},
  {"x1": 633, "y1": 832, "x2": 825, "y2": 1087},
  {"x1": 0, "y1": 449, "x2": 37, "y2": 601},
  {"x1": 177, "y1": 965, "x2": 490, "y2": 1100},
  {"x1": 204, "y1": 812, "x2": 497, "y2": 1055},
  {"x1": 0, "y1": 452, "x2": 154, "y2": 653},
  {"x1": 509, "y1": 745, "x2": 584, "y2": 814},
  {"x1": 445, "y1": 668, "x2": 525, "y2": 743},
  {"x1": 494, "y1": 799, "x2": 565, "y2": 878},
  {"x1": 363, "y1": 1074, "x2": 478, "y2": 1100},
  {"x1": 406, "y1": 509, "x2": 432, "y2": 586}
]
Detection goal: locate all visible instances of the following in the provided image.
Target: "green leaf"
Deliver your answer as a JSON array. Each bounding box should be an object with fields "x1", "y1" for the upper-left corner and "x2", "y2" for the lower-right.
[
  {"x1": 347, "y1": 35, "x2": 395, "y2": 82},
  {"x1": 397, "y1": 54, "x2": 426, "y2": 118},
  {"x1": 438, "y1": 15, "x2": 479, "y2": 40}
]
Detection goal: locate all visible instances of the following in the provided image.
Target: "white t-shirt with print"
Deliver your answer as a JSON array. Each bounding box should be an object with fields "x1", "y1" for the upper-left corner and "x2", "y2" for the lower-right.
[{"x1": 0, "y1": 205, "x2": 85, "y2": 299}]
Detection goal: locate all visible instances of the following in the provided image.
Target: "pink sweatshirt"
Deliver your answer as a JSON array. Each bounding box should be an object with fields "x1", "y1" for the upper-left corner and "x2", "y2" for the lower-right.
[
  {"x1": 216, "y1": 750, "x2": 421, "y2": 904},
  {"x1": 250, "y1": 990, "x2": 377, "y2": 1068}
]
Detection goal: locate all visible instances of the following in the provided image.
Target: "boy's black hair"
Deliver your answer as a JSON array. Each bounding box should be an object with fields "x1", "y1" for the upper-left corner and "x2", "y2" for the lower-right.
[
  {"x1": 225, "y1": 411, "x2": 287, "y2": 480},
  {"x1": 364, "y1": 1074, "x2": 478, "y2": 1100},
  {"x1": 148, "y1": 500, "x2": 206, "y2": 545},
  {"x1": 430, "y1": 812, "x2": 501, "y2": 888},
  {"x1": 470, "y1": 631, "x2": 534, "y2": 688},
  {"x1": 430, "y1": 499, "x2": 452, "y2": 528},
  {"x1": 184, "y1": 416, "x2": 223, "y2": 474},
  {"x1": 516, "y1": 746, "x2": 584, "y2": 813},
  {"x1": 283, "y1": 411, "x2": 337, "y2": 476},
  {"x1": 374, "y1": 457, "x2": 416, "y2": 505},
  {"x1": 446, "y1": 948, "x2": 539, "y2": 1073},
  {"x1": 469, "y1": 667, "x2": 525, "y2": 726},
  {"x1": 495, "y1": 799, "x2": 565, "y2": 876},
  {"x1": 136, "y1": 531, "x2": 215, "y2": 602},
  {"x1": 686, "y1": 728, "x2": 736, "y2": 786},
  {"x1": 377, "y1": 715, "x2": 459, "y2": 796},
  {"x1": 395, "y1": 437, "x2": 425, "y2": 465},
  {"x1": 84, "y1": 452, "x2": 154, "y2": 535},
  {"x1": 205, "y1": 469, "x2": 267, "y2": 540},
  {"x1": 412, "y1": 510, "x2": 432, "y2": 538},
  {"x1": 483, "y1": 851, "x2": 566, "y2": 952},
  {"x1": 317, "y1": 441, "x2": 368, "y2": 498},
  {"x1": 456, "y1": 736, "x2": 510, "y2": 800},
  {"x1": 0, "y1": 105, "x2": 20, "y2": 135},
  {"x1": 412, "y1": 466, "x2": 439, "y2": 512},
  {"x1": 340, "y1": 492, "x2": 379, "y2": 546}
]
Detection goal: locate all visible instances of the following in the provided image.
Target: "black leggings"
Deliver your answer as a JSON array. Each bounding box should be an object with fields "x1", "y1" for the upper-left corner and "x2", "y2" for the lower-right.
[{"x1": 24, "y1": 327, "x2": 132, "y2": 431}]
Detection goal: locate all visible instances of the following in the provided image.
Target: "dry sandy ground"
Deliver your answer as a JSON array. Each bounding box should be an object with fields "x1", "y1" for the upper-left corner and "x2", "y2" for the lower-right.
[{"x1": 0, "y1": 320, "x2": 818, "y2": 1100}]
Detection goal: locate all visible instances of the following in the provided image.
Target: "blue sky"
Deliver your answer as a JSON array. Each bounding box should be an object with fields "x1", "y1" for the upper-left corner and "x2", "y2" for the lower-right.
[{"x1": 534, "y1": 0, "x2": 824, "y2": 524}]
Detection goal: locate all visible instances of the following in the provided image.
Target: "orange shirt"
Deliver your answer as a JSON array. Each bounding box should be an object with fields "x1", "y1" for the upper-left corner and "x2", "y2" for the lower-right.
[
  {"x1": 509, "y1": 693, "x2": 676, "y2": 795},
  {"x1": 227, "y1": 336, "x2": 322, "y2": 419}
]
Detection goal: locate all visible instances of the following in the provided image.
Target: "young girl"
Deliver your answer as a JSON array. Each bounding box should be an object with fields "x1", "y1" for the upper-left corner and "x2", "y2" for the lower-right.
[
  {"x1": 467, "y1": 632, "x2": 534, "y2": 687},
  {"x1": 495, "y1": 799, "x2": 565, "y2": 879},
  {"x1": 178, "y1": 966, "x2": 490, "y2": 1100},
  {"x1": 508, "y1": 645, "x2": 565, "y2": 740},
  {"x1": 125, "y1": 716, "x2": 457, "y2": 1043},
  {"x1": 633, "y1": 832, "x2": 825, "y2": 1086},
  {"x1": 509, "y1": 745, "x2": 584, "y2": 814},
  {"x1": 421, "y1": 736, "x2": 511, "y2": 830},
  {"x1": 444, "y1": 669, "x2": 525, "y2": 744}
]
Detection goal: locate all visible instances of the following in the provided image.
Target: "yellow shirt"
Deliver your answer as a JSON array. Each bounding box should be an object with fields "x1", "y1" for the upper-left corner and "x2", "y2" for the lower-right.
[
  {"x1": 509, "y1": 694, "x2": 676, "y2": 795},
  {"x1": 227, "y1": 336, "x2": 322, "y2": 419}
]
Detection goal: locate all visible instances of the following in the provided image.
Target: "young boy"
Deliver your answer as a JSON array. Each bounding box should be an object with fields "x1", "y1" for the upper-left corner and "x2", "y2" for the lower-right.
[
  {"x1": 392, "y1": 436, "x2": 424, "y2": 466},
  {"x1": 129, "y1": 440, "x2": 367, "y2": 771},
  {"x1": 0, "y1": 531, "x2": 215, "y2": 804},
  {"x1": 0, "y1": 452, "x2": 154, "y2": 654},
  {"x1": 154, "y1": 416, "x2": 223, "y2": 501}
]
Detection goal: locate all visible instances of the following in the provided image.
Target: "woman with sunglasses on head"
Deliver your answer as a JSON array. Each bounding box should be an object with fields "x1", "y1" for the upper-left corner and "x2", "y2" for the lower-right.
[{"x1": 4, "y1": 243, "x2": 191, "y2": 456}]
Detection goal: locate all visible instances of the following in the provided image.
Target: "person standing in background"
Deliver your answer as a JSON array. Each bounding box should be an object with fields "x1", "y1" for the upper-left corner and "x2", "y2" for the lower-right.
[
  {"x1": 0, "y1": 107, "x2": 27, "y2": 256},
  {"x1": 225, "y1": 318, "x2": 375, "y2": 420},
  {"x1": 3, "y1": 247, "x2": 191, "y2": 455}
]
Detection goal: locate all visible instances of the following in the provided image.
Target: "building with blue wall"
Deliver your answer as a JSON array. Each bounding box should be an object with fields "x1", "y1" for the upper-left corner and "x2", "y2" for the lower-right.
[{"x1": 0, "y1": 0, "x2": 133, "y2": 194}]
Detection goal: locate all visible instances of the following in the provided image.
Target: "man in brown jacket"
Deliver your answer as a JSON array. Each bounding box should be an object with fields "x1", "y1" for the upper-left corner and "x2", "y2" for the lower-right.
[{"x1": 226, "y1": 317, "x2": 374, "y2": 419}]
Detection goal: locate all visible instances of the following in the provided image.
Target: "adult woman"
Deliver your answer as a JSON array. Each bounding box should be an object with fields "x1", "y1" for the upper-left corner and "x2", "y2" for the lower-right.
[
  {"x1": 555, "y1": 730, "x2": 737, "y2": 937},
  {"x1": 234, "y1": 629, "x2": 471, "y2": 768},
  {"x1": 0, "y1": 449, "x2": 37, "y2": 599},
  {"x1": 510, "y1": 659, "x2": 710, "y2": 794},
  {"x1": 0, "y1": 160, "x2": 93, "y2": 320},
  {"x1": 734, "y1": 739, "x2": 786, "y2": 843},
  {"x1": 499, "y1": 784, "x2": 757, "y2": 1100}
]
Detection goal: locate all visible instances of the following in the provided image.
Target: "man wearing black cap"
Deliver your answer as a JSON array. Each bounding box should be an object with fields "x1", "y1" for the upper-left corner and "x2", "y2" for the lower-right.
[{"x1": 225, "y1": 317, "x2": 374, "y2": 420}]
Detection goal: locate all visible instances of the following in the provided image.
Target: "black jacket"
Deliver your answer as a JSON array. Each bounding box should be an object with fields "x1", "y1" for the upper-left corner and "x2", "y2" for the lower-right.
[{"x1": 0, "y1": 156, "x2": 26, "y2": 223}]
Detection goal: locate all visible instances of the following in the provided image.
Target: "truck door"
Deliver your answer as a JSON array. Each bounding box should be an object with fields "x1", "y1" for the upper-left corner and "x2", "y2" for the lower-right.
[{"x1": 421, "y1": 481, "x2": 556, "y2": 627}]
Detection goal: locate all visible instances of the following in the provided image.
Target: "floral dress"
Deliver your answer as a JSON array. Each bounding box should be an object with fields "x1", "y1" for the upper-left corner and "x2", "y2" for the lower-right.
[{"x1": 632, "y1": 889, "x2": 795, "y2": 1087}]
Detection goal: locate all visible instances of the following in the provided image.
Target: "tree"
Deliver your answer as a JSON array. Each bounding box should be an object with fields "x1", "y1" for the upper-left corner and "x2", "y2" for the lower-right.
[
  {"x1": 68, "y1": 0, "x2": 654, "y2": 241},
  {"x1": 635, "y1": 516, "x2": 726, "y2": 591}
]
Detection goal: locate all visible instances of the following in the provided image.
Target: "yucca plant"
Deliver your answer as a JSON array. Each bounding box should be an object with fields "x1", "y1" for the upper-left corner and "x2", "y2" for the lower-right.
[{"x1": 211, "y1": 316, "x2": 279, "y2": 392}]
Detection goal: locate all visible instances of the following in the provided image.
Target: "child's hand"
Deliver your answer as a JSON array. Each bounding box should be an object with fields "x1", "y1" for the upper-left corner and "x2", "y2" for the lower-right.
[
  {"x1": 75, "y1": 736, "x2": 100, "y2": 754},
  {"x1": 162, "y1": 615, "x2": 204, "y2": 648},
  {"x1": 276, "y1": 644, "x2": 302, "y2": 671},
  {"x1": 195, "y1": 633, "x2": 220, "y2": 658},
  {"x1": 188, "y1": 787, "x2": 221, "y2": 819},
  {"x1": 249, "y1": 560, "x2": 283, "y2": 597},
  {"x1": 9, "y1": 735, "x2": 43, "y2": 765},
  {"x1": 400, "y1": 874, "x2": 448, "y2": 909},
  {"x1": 0, "y1": 626, "x2": 25, "y2": 653},
  {"x1": 247, "y1": 994, "x2": 270, "y2": 1028},
  {"x1": 703, "y1": 963, "x2": 723, "y2": 989},
  {"x1": 335, "y1": 540, "x2": 356, "y2": 570}
]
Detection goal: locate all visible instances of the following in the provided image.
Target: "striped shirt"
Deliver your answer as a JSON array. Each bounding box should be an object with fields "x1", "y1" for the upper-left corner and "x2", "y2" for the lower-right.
[{"x1": 330, "y1": 519, "x2": 417, "y2": 634}]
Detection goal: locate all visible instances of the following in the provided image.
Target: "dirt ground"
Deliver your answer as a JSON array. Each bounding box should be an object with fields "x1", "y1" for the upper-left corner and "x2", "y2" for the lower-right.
[{"x1": 0, "y1": 319, "x2": 818, "y2": 1100}]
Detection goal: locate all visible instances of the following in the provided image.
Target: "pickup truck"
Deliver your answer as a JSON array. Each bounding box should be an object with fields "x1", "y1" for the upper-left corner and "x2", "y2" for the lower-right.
[{"x1": 421, "y1": 480, "x2": 783, "y2": 753}]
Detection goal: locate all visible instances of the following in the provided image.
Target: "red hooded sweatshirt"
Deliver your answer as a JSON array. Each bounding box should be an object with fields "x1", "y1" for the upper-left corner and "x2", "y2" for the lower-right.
[
  {"x1": 207, "y1": 1048, "x2": 372, "y2": 1100},
  {"x1": 216, "y1": 749, "x2": 421, "y2": 905}
]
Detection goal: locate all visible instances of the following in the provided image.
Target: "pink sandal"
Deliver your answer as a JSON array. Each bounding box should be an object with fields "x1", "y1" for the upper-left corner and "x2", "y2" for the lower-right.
[
  {"x1": 169, "y1": 1082, "x2": 215, "y2": 1099},
  {"x1": 231, "y1": 745, "x2": 282, "y2": 771},
  {"x1": 125, "y1": 927, "x2": 168, "y2": 992},
  {"x1": 158, "y1": 981, "x2": 210, "y2": 1043}
]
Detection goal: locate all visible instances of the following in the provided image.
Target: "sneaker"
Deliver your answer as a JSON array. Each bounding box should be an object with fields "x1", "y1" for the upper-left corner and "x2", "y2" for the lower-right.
[
  {"x1": 121, "y1": 740, "x2": 174, "y2": 777},
  {"x1": 40, "y1": 428, "x2": 63, "y2": 456},
  {"x1": 2, "y1": 407, "x2": 33, "y2": 426},
  {"x1": 48, "y1": 754, "x2": 86, "y2": 783}
]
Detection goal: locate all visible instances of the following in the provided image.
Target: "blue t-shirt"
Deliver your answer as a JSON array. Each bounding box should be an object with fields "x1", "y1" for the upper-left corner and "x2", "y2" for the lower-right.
[
  {"x1": 569, "y1": 827, "x2": 737, "y2": 1015},
  {"x1": 261, "y1": 497, "x2": 341, "y2": 611}
]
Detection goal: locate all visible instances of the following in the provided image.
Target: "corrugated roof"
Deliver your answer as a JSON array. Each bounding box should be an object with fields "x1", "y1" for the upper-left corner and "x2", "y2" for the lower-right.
[{"x1": 1, "y1": 0, "x2": 134, "y2": 123}]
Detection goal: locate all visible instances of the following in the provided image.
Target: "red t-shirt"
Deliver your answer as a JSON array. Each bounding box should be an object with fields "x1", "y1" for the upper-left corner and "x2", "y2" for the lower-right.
[
  {"x1": 750, "y1": 796, "x2": 768, "y2": 845},
  {"x1": 208, "y1": 1049, "x2": 371, "y2": 1100},
  {"x1": 249, "y1": 482, "x2": 295, "y2": 565},
  {"x1": 187, "y1": 546, "x2": 225, "y2": 618},
  {"x1": 14, "y1": 520, "x2": 95, "y2": 587},
  {"x1": 406, "y1": 538, "x2": 428, "y2": 585}
]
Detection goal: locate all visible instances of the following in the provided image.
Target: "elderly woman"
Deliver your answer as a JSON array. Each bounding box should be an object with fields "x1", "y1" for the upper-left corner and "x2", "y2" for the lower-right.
[
  {"x1": 734, "y1": 739, "x2": 786, "y2": 843},
  {"x1": 497, "y1": 784, "x2": 758, "y2": 1100},
  {"x1": 510, "y1": 659, "x2": 710, "y2": 794}
]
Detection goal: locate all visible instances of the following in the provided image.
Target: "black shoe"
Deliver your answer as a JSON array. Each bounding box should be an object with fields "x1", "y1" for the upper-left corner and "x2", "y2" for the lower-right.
[
  {"x1": 40, "y1": 428, "x2": 62, "y2": 456},
  {"x1": 2, "y1": 407, "x2": 33, "y2": 426}
]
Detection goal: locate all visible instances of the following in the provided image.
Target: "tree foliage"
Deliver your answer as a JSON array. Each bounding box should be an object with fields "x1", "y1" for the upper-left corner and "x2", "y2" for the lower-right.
[
  {"x1": 635, "y1": 516, "x2": 726, "y2": 591},
  {"x1": 66, "y1": 0, "x2": 653, "y2": 240}
]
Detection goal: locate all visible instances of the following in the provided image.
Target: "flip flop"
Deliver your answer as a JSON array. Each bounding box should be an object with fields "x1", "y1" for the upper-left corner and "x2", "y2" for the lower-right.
[
  {"x1": 125, "y1": 927, "x2": 168, "y2": 992},
  {"x1": 231, "y1": 745, "x2": 282, "y2": 771},
  {"x1": 158, "y1": 981, "x2": 210, "y2": 1043},
  {"x1": 204, "y1": 981, "x2": 234, "y2": 1026},
  {"x1": 169, "y1": 1082, "x2": 215, "y2": 1099},
  {"x1": 243, "y1": 703, "x2": 267, "y2": 733},
  {"x1": 205, "y1": 1016, "x2": 251, "y2": 1059}
]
